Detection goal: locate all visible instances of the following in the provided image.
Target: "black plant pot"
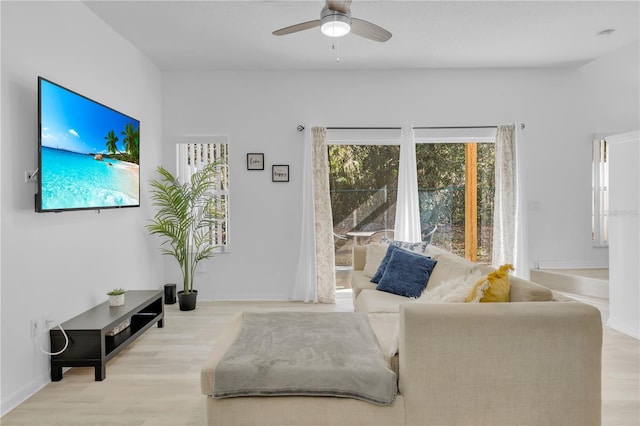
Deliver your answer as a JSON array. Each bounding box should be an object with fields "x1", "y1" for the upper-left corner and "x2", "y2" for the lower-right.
[{"x1": 177, "y1": 290, "x2": 198, "y2": 311}]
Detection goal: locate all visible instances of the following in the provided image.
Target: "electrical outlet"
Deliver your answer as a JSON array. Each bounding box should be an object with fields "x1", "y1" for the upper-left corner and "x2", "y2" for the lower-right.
[
  {"x1": 24, "y1": 170, "x2": 38, "y2": 183},
  {"x1": 30, "y1": 320, "x2": 39, "y2": 338},
  {"x1": 25, "y1": 171, "x2": 38, "y2": 183}
]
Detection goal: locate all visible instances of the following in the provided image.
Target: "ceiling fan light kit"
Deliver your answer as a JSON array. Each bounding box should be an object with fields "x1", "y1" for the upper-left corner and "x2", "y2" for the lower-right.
[
  {"x1": 320, "y1": 7, "x2": 351, "y2": 37},
  {"x1": 272, "y1": 0, "x2": 391, "y2": 43}
]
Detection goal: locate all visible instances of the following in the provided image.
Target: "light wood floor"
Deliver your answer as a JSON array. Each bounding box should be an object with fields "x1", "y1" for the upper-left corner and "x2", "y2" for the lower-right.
[{"x1": 2, "y1": 296, "x2": 638, "y2": 426}]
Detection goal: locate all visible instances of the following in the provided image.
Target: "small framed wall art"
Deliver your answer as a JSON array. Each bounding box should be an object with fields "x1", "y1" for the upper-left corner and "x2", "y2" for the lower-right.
[
  {"x1": 247, "y1": 153, "x2": 264, "y2": 170},
  {"x1": 272, "y1": 165, "x2": 289, "y2": 182}
]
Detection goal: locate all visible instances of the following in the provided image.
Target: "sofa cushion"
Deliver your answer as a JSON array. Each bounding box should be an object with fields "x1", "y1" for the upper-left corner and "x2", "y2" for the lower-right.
[
  {"x1": 426, "y1": 254, "x2": 478, "y2": 290},
  {"x1": 381, "y1": 237, "x2": 428, "y2": 253},
  {"x1": 376, "y1": 248, "x2": 437, "y2": 298},
  {"x1": 351, "y1": 271, "x2": 378, "y2": 301},
  {"x1": 510, "y1": 276, "x2": 554, "y2": 302},
  {"x1": 355, "y1": 289, "x2": 408, "y2": 313},
  {"x1": 367, "y1": 313, "x2": 400, "y2": 360},
  {"x1": 417, "y1": 269, "x2": 485, "y2": 303},
  {"x1": 424, "y1": 244, "x2": 453, "y2": 259},
  {"x1": 353, "y1": 245, "x2": 367, "y2": 271},
  {"x1": 363, "y1": 242, "x2": 389, "y2": 278},
  {"x1": 466, "y1": 264, "x2": 513, "y2": 303}
]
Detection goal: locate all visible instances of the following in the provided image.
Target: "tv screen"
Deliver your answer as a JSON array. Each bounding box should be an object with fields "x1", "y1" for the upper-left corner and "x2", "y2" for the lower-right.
[{"x1": 36, "y1": 77, "x2": 140, "y2": 212}]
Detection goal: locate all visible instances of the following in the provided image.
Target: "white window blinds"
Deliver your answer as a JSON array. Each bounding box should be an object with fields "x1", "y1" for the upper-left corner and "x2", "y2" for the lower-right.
[{"x1": 176, "y1": 136, "x2": 230, "y2": 253}]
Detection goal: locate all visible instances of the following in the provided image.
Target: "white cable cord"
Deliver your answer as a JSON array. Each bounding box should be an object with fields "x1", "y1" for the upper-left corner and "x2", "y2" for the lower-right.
[{"x1": 39, "y1": 320, "x2": 69, "y2": 356}]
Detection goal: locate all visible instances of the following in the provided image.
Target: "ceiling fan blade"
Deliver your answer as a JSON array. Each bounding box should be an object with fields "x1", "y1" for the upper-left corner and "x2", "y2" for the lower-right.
[
  {"x1": 350, "y1": 17, "x2": 392, "y2": 42},
  {"x1": 327, "y1": 0, "x2": 352, "y2": 14},
  {"x1": 273, "y1": 20, "x2": 321, "y2": 36}
]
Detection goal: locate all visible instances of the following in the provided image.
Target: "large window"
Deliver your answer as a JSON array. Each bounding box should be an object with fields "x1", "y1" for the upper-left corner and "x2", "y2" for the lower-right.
[
  {"x1": 327, "y1": 127, "x2": 496, "y2": 288},
  {"x1": 592, "y1": 138, "x2": 609, "y2": 247},
  {"x1": 329, "y1": 144, "x2": 400, "y2": 236},
  {"x1": 415, "y1": 142, "x2": 495, "y2": 263},
  {"x1": 176, "y1": 137, "x2": 230, "y2": 253},
  {"x1": 329, "y1": 144, "x2": 400, "y2": 279},
  {"x1": 326, "y1": 129, "x2": 401, "y2": 288}
]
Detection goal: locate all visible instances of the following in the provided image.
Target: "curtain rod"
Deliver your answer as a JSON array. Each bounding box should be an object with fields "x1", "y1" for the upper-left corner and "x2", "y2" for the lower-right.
[
  {"x1": 413, "y1": 124, "x2": 526, "y2": 130},
  {"x1": 327, "y1": 126, "x2": 402, "y2": 130},
  {"x1": 297, "y1": 124, "x2": 525, "y2": 131},
  {"x1": 296, "y1": 126, "x2": 401, "y2": 131}
]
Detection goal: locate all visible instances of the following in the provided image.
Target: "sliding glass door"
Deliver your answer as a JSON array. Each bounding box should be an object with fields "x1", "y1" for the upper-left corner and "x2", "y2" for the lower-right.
[
  {"x1": 326, "y1": 127, "x2": 496, "y2": 289},
  {"x1": 415, "y1": 142, "x2": 494, "y2": 263}
]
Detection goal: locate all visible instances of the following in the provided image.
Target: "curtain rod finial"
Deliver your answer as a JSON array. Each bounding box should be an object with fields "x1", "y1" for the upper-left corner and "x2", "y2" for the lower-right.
[{"x1": 297, "y1": 125, "x2": 305, "y2": 132}]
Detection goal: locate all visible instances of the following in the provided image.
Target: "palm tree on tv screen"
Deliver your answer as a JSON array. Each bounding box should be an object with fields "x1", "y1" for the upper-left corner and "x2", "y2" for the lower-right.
[
  {"x1": 121, "y1": 122, "x2": 139, "y2": 163},
  {"x1": 104, "y1": 130, "x2": 119, "y2": 154}
]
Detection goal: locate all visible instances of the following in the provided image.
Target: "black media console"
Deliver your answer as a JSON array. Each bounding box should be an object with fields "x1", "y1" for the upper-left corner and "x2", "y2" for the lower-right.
[{"x1": 50, "y1": 290, "x2": 164, "y2": 381}]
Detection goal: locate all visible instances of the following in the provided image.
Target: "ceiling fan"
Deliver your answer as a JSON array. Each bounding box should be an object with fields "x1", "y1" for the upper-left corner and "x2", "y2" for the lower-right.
[{"x1": 272, "y1": 0, "x2": 392, "y2": 42}]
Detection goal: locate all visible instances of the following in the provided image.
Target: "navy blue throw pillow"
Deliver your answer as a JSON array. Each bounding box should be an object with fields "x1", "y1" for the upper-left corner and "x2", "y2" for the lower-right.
[{"x1": 376, "y1": 248, "x2": 438, "y2": 298}]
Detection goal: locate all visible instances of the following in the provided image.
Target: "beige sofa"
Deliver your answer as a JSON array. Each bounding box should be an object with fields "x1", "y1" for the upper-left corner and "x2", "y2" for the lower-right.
[
  {"x1": 201, "y1": 244, "x2": 603, "y2": 426},
  {"x1": 352, "y1": 244, "x2": 563, "y2": 313}
]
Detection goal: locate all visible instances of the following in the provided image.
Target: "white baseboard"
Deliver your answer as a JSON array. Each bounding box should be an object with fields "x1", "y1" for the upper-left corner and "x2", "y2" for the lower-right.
[
  {"x1": 607, "y1": 317, "x2": 640, "y2": 340},
  {"x1": 1, "y1": 373, "x2": 49, "y2": 417}
]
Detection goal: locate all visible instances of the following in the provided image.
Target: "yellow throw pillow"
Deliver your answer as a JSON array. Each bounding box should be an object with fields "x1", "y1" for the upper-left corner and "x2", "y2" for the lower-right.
[{"x1": 465, "y1": 264, "x2": 514, "y2": 303}]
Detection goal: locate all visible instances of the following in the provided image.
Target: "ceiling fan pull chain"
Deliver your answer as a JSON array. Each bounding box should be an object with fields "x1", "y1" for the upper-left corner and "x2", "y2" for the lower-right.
[{"x1": 335, "y1": 38, "x2": 340, "y2": 63}]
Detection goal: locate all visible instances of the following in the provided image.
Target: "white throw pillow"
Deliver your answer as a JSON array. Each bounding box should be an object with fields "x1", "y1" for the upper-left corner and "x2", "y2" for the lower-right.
[
  {"x1": 425, "y1": 254, "x2": 477, "y2": 290},
  {"x1": 417, "y1": 270, "x2": 484, "y2": 303},
  {"x1": 363, "y1": 242, "x2": 389, "y2": 278},
  {"x1": 424, "y1": 244, "x2": 451, "y2": 259}
]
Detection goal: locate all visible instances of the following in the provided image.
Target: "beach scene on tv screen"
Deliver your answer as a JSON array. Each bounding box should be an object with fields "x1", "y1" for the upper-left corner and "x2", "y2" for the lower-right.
[{"x1": 40, "y1": 80, "x2": 139, "y2": 210}]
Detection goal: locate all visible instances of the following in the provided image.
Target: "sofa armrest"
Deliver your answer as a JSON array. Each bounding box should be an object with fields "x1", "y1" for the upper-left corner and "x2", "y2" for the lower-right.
[
  {"x1": 399, "y1": 302, "x2": 602, "y2": 426},
  {"x1": 353, "y1": 245, "x2": 367, "y2": 271}
]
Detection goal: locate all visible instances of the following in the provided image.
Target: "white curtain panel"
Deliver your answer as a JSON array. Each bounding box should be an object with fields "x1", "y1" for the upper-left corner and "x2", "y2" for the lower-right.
[
  {"x1": 292, "y1": 126, "x2": 318, "y2": 303},
  {"x1": 311, "y1": 127, "x2": 337, "y2": 303},
  {"x1": 514, "y1": 123, "x2": 529, "y2": 279},
  {"x1": 394, "y1": 126, "x2": 422, "y2": 243},
  {"x1": 492, "y1": 124, "x2": 528, "y2": 278},
  {"x1": 293, "y1": 127, "x2": 336, "y2": 304}
]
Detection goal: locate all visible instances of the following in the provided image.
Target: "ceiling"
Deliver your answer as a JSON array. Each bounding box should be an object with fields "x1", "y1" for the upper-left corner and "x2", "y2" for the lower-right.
[{"x1": 84, "y1": 1, "x2": 639, "y2": 71}]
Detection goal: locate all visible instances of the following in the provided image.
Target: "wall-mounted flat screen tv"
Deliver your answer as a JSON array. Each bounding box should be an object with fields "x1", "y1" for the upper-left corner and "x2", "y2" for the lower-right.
[{"x1": 36, "y1": 77, "x2": 140, "y2": 212}]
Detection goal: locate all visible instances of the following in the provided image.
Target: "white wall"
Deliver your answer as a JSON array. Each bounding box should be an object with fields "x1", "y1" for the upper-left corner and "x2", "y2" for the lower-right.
[
  {"x1": 579, "y1": 41, "x2": 640, "y2": 133},
  {"x1": 527, "y1": 41, "x2": 640, "y2": 269},
  {"x1": 581, "y1": 42, "x2": 640, "y2": 339},
  {"x1": 162, "y1": 48, "x2": 638, "y2": 301},
  {"x1": 606, "y1": 131, "x2": 640, "y2": 339},
  {"x1": 0, "y1": 2, "x2": 163, "y2": 415}
]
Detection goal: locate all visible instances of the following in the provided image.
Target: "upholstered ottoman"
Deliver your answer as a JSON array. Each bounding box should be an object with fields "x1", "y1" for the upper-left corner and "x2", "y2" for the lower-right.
[{"x1": 201, "y1": 311, "x2": 405, "y2": 426}]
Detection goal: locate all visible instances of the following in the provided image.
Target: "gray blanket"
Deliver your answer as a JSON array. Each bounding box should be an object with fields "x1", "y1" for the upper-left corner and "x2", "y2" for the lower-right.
[{"x1": 214, "y1": 311, "x2": 397, "y2": 405}]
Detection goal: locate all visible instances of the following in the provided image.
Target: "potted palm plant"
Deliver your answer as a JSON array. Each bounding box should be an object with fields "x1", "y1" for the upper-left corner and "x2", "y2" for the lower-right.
[{"x1": 146, "y1": 162, "x2": 223, "y2": 311}]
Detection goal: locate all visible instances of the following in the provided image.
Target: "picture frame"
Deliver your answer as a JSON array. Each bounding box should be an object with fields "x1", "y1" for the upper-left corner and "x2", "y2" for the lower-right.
[
  {"x1": 272, "y1": 165, "x2": 289, "y2": 182},
  {"x1": 246, "y1": 153, "x2": 264, "y2": 170}
]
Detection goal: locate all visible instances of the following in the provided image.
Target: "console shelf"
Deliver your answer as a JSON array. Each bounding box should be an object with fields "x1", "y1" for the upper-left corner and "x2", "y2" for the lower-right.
[{"x1": 50, "y1": 290, "x2": 164, "y2": 381}]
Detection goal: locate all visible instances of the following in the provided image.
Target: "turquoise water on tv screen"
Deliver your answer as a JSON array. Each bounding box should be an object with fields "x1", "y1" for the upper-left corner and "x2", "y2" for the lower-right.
[{"x1": 40, "y1": 147, "x2": 139, "y2": 211}]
